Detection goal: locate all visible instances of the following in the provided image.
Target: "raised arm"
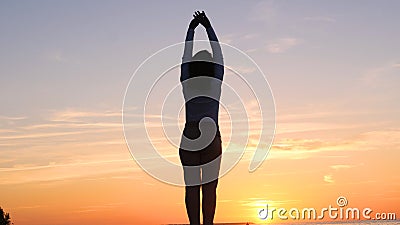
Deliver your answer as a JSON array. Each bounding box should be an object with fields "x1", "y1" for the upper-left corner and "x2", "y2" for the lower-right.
[
  {"x1": 182, "y1": 24, "x2": 195, "y2": 62},
  {"x1": 195, "y1": 11, "x2": 224, "y2": 80},
  {"x1": 181, "y1": 17, "x2": 199, "y2": 82},
  {"x1": 206, "y1": 27, "x2": 223, "y2": 68}
]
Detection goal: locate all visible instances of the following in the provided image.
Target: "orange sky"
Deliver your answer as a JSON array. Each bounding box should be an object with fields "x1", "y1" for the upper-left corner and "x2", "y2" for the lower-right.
[{"x1": 1, "y1": 105, "x2": 399, "y2": 224}]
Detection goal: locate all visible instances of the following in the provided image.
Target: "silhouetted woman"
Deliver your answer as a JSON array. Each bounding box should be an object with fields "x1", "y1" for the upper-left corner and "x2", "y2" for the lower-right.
[{"x1": 179, "y1": 11, "x2": 224, "y2": 225}]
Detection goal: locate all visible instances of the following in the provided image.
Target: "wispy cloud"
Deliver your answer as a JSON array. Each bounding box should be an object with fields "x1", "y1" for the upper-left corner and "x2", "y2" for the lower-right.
[
  {"x1": 220, "y1": 33, "x2": 236, "y2": 44},
  {"x1": 324, "y1": 174, "x2": 334, "y2": 183},
  {"x1": 0, "y1": 130, "x2": 87, "y2": 140},
  {"x1": 73, "y1": 203, "x2": 126, "y2": 213},
  {"x1": 266, "y1": 38, "x2": 301, "y2": 53},
  {"x1": 0, "y1": 115, "x2": 27, "y2": 120},
  {"x1": 258, "y1": 129, "x2": 400, "y2": 161},
  {"x1": 0, "y1": 159, "x2": 132, "y2": 172},
  {"x1": 239, "y1": 198, "x2": 300, "y2": 207},
  {"x1": 219, "y1": 33, "x2": 259, "y2": 45},
  {"x1": 12, "y1": 205, "x2": 46, "y2": 210},
  {"x1": 330, "y1": 164, "x2": 362, "y2": 170},
  {"x1": 0, "y1": 108, "x2": 133, "y2": 185},
  {"x1": 50, "y1": 109, "x2": 121, "y2": 122},
  {"x1": 360, "y1": 60, "x2": 400, "y2": 86},
  {"x1": 225, "y1": 65, "x2": 257, "y2": 76},
  {"x1": 0, "y1": 108, "x2": 123, "y2": 141},
  {"x1": 0, "y1": 158, "x2": 138, "y2": 185}
]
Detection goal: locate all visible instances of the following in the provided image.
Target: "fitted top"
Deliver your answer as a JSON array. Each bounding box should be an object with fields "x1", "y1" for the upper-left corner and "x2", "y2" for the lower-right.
[{"x1": 180, "y1": 27, "x2": 224, "y2": 124}]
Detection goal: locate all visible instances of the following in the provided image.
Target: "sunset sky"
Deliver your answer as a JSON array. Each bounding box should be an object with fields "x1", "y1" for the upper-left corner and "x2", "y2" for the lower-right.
[{"x1": 1, "y1": 1, "x2": 399, "y2": 224}]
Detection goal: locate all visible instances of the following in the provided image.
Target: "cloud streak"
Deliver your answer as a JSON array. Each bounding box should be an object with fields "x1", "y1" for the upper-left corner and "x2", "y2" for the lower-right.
[
  {"x1": 266, "y1": 38, "x2": 301, "y2": 53},
  {"x1": 324, "y1": 174, "x2": 334, "y2": 183}
]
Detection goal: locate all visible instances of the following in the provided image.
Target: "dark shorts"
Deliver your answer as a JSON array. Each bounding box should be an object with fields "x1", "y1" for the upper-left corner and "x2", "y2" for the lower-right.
[{"x1": 179, "y1": 122, "x2": 222, "y2": 185}]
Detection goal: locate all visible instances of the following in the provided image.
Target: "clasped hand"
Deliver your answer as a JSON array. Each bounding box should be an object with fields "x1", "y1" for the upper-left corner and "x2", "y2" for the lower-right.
[{"x1": 189, "y1": 11, "x2": 211, "y2": 29}]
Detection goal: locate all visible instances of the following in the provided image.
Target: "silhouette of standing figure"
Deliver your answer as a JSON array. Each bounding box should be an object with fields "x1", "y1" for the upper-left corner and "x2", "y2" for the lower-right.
[{"x1": 179, "y1": 11, "x2": 224, "y2": 225}]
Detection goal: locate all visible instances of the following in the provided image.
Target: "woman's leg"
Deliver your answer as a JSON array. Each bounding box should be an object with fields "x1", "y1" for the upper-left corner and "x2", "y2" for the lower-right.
[
  {"x1": 200, "y1": 133, "x2": 222, "y2": 225},
  {"x1": 180, "y1": 149, "x2": 201, "y2": 225},
  {"x1": 202, "y1": 179, "x2": 218, "y2": 225},
  {"x1": 185, "y1": 185, "x2": 201, "y2": 225},
  {"x1": 180, "y1": 124, "x2": 202, "y2": 225},
  {"x1": 180, "y1": 148, "x2": 201, "y2": 225}
]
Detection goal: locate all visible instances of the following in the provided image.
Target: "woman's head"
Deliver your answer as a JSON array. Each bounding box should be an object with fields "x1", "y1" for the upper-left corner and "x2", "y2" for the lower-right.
[
  {"x1": 189, "y1": 50, "x2": 214, "y2": 78},
  {"x1": 187, "y1": 50, "x2": 214, "y2": 90}
]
